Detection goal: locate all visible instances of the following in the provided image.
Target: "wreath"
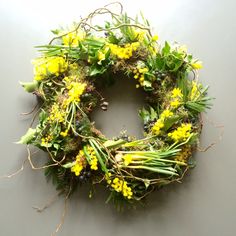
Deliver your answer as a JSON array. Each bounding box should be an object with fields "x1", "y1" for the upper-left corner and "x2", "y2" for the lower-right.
[{"x1": 19, "y1": 3, "x2": 212, "y2": 207}]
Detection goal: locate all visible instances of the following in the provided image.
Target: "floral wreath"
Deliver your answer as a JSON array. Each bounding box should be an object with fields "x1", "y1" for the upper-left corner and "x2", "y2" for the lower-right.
[{"x1": 19, "y1": 3, "x2": 212, "y2": 207}]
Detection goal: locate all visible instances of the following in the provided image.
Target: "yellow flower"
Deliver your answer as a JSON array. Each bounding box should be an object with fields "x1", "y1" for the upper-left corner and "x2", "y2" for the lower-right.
[
  {"x1": 123, "y1": 154, "x2": 133, "y2": 166},
  {"x1": 110, "y1": 178, "x2": 133, "y2": 199},
  {"x1": 133, "y1": 29, "x2": 146, "y2": 42},
  {"x1": 62, "y1": 30, "x2": 85, "y2": 46},
  {"x1": 168, "y1": 123, "x2": 192, "y2": 142},
  {"x1": 105, "y1": 172, "x2": 112, "y2": 184},
  {"x1": 108, "y1": 42, "x2": 140, "y2": 60},
  {"x1": 160, "y1": 109, "x2": 173, "y2": 119},
  {"x1": 64, "y1": 82, "x2": 86, "y2": 106},
  {"x1": 133, "y1": 66, "x2": 149, "y2": 87},
  {"x1": 152, "y1": 119, "x2": 164, "y2": 135},
  {"x1": 191, "y1": 61, "x2": 203, "y2": 69},
  {"x1": 170, "y1": 87, "x2": 183, "y2": 108},
  {"x1": 152, "y1": 35, "x2": 159, "y2": 41},
  {"x1": 86, "y1": 146, "x2": 98, "y2": 170},
  {"x1": 171, "y1": 88, "x2": 183, "y2": 98},
  {"x1": 170, "y1": 100, "x2": 181, "y2": 108},
  {"x1": 71, "y1": 164, "x2": 83, "y2": 176},
  {"x1": 32, "y1": 57, "x2": 67, "y2": 81},
  {"x1": 60, "y1": 130, "x2": 68, "y2": 137},
  {"x1": 90, "y1": 156, "x2": 98, "y2": 170},
  {"x1": 190, "y1": 81, "x2": 201, "y2": 100},
  {"x1": 49, "y1": 103, "x2": 65, "y2": 123},
  {"x1": 41, "y1": 134, "x2": 52, "y2": 146},
  {"x1": 97, "y1": 51, "x2": 106, "y2": 65},
  {"x1": 71, "y1": 150, "x2": 86, "y2": 176}
]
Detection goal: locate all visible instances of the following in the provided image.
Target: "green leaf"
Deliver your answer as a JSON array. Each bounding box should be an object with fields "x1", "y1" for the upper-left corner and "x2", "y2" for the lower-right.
[
  {"x1": 162, "y1": 41, "x2": 171, "y2": 55},
  {"x1": 17, "y1": 128, "x2": 36, "y2": 144},
  {"x1": 89, "y1": 65, "x2": 107, "y2": 76},
  {"x1": 103, "y1": 139, "x2": 126, "y2": 149},
  {"x1": 130, "y1": 165, "x2": 178, "y2": 176},
  {"x1": 150, "y1": 107, "x2": 158, "y2": 120},
  {"x1": 39, "y1": 110, "x2": 47, "y2": 125},
  {"x1": 143, "y1": 80, "x2": 152, "y2": 88},
  {"x1": 139, "y1": 107, "x2": 150, "y2": 123},
  {"x1": 51, "y1": 29, "x2": 60, "y2": 35},
  {"x1": 62, "y1": 162, "x2": 74, "y2": 168},
  {"x1": 163, "y1": 115, "x2": 180, "y2": 131},
  {"x1": 53, "y1": 143, "x2": 60, "y2": 150}
]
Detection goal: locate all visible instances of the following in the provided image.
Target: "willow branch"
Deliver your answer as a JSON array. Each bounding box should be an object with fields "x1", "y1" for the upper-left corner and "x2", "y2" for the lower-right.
[
  {"x1": 0, "y1": 158, "x2": 27, "y2": 179},
  {"x1": 27, "y1": 145, "x2": 65, "y2": 170}
]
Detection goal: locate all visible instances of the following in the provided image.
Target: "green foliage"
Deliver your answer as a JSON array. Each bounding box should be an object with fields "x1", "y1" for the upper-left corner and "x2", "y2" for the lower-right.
[
  {"x1": 139, "y1": 106, "x2": 159, "y2": 124},
  {"x1": 44, "y1": 163, "x2": 77, "y2": 194}
]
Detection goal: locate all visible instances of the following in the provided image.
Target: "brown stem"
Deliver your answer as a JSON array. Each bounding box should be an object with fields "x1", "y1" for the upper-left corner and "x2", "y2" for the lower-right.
[
  {"x1": 21, "y1": 103, "x2": 38, "y2": 116},
  {"x1": 0, "y1": 158, "x2": 27, "y2": 179},
  {"x1": 51, "y1": 186, "x2": 71, "y2": 236},
  {"x1": 32, "y1": 193, "x2": 59, "y2": 212},
  {"x1": 197, "y1": 113, "x2": 224, "y2": 152},
  {"x1": 27, "y1": 145, "x2": 65, "y2": 170}
]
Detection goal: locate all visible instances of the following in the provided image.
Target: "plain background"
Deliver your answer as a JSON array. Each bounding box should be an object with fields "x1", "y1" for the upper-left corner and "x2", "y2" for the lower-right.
[{"x1": 0, "y1": 0, "x2": 236, "y2": 235}]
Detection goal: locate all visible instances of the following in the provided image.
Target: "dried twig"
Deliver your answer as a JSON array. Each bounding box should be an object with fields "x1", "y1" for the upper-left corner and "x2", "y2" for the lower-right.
[
  {"x1": 0, "y1": 158, "x2": 27, "y2": 179},
  {"x1": 33, "y1": 193, "x2": 59, "y2": 212},
  {"x1": 27, "y1": 145, "x2": 65, "y2": 170},
  {"x1": 197, "y1": 114, "x2": 224, "y2": 152}
]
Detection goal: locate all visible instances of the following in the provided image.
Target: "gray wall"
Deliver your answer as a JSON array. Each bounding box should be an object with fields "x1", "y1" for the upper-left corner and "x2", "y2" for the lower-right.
[{"x1": 0, "y1": 0, "x2": 235, "y2": 235}]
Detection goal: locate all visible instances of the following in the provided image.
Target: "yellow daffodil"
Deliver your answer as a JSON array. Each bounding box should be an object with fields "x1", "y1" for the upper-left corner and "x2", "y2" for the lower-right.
[
  {"x1": 160, "y1": 109, "x2": 174, "y2": 119},
  {"x1": 168, "y1": 123, "x2": 192, "y2": 142},
  {"x1": 62, "y1": 30, "x2": 85, "y2": 46},
  {"x1": 191, "y1": 61, "x2": 203, "y2": 69},
  {"x1": 123, "y1": 154, "x2": 133, "y2": 166},
  {"x1": 171, "y1": 88, "x2": 183, "y2": 98},
  {"x1": 152, "y1": 119, "x2": 164, "y2": 135},
  {"x1": 152, "y1": 34, "x2": 159, "y2": 41}
]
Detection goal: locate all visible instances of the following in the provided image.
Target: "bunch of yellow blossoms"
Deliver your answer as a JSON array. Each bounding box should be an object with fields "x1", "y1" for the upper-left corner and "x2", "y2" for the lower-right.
[
  {"x1": 111, "y1": 178, "x2": 133, "y2": 199},
  {"x1": 62, "y1": 30, "x2": 85, "y2": 47},
  {"x1": 152, "y1": 109, "x2": 173, "y2": 135},
  {"x1": 71, "y1": 150, "x2": 85, "y2": 176},
  {"x1": 86, "y1": 146, "x2": 98, "y2": 170},
  {"x1": 32, "y1": 57, "x2": 67, "y2": 81},
  {"x1": 41, "y1": 134, "x2": 52, "y2": 146},
  {"x1": 64, "y1": 81, "x2": 87, "y2": 106},
  {"x1": 133, "y1": 29, "x2": 147, "y2": 42},
  {"x1": 108, "y1": 42, "x2": 140, "y2": 59},
  {"x1": 170, "y1": 87, "x2": 183, "y2": 108},
  {"x1": 133, "y1": 66, "x2": 149, "y2": 87},
  {"x1": 48, "y1": 103, "x2": 65, "y2": 123},
  {"x1": 70, "y1": 146, "x2": 98, "y2": 176},
  {"x1": 168, "y1": 123, "x2": 192, "y2": 142}
]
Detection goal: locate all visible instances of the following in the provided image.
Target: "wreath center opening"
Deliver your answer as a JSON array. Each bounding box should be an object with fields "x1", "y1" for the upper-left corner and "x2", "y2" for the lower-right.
[{"x1": 91, "y1": 75, "x2": 146, "y2": 139}]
